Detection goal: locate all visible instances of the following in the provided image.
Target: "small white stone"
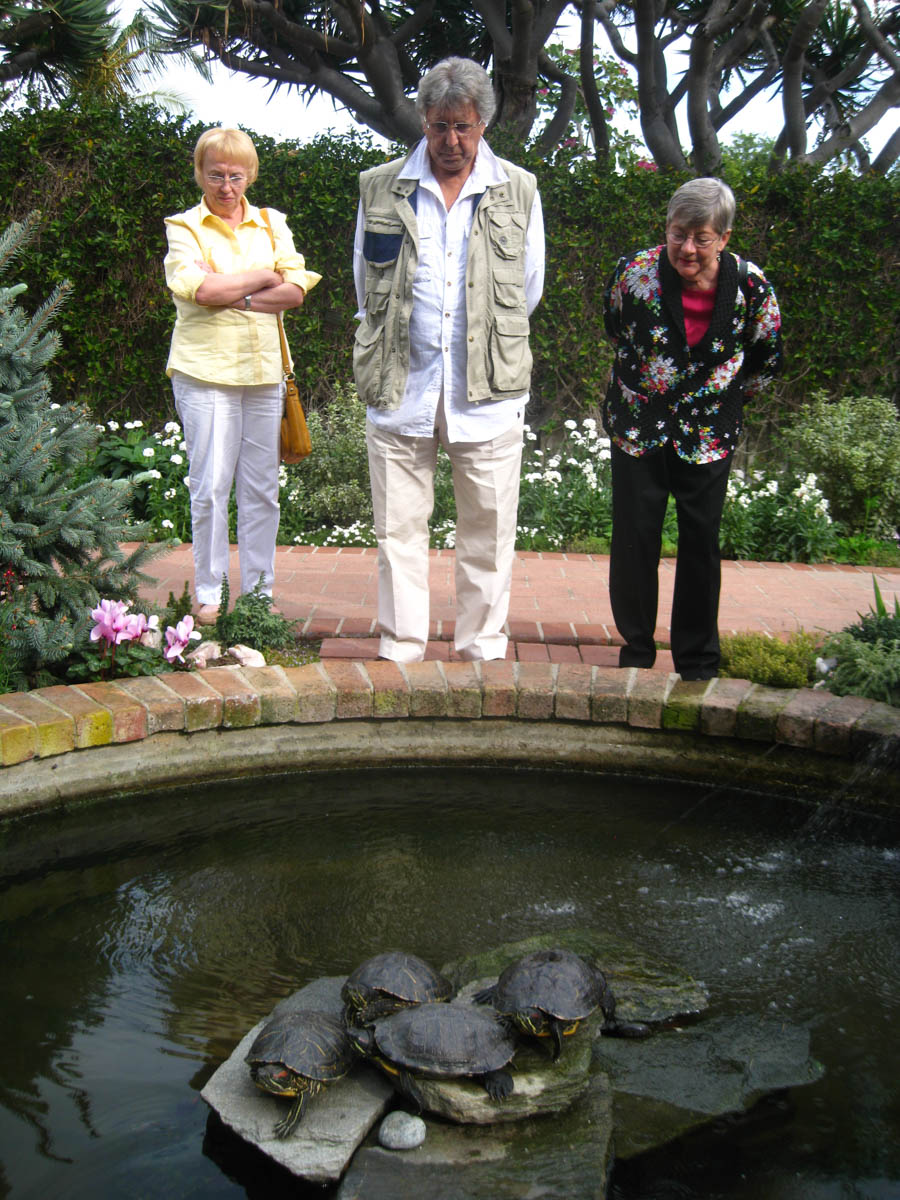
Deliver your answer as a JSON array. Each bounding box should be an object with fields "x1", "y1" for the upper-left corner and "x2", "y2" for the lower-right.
[
  {"x1": 228, "y1": 644, "x2": 267, "y2": 668},
  {"x1": 186, "y1": 640, "x2": 222, "y2": 668},
  {"x1": 378, "y1": 1110, "x2": 426, "y2": 1151}
]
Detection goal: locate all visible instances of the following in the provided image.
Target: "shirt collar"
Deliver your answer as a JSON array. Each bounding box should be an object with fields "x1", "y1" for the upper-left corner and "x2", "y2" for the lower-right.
[
  {"x1": 199, "y1": 194, "x2": 255, "y2": 226},
  {"x1": 400, "y1": 137, "x2": 509, "y2": 196}
]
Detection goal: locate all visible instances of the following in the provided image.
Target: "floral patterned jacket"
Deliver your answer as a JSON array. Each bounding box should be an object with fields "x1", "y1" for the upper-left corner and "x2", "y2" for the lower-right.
[{"x1": 602, "y1": 245, "x2": 783, "y2": 463}]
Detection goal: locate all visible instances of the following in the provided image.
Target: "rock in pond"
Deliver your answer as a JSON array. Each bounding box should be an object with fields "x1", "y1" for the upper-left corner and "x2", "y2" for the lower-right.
[
  {"x1": 378, "y1": 1110, "x2": 427, "y2": 1150},
  {"x1": 200, "y1": 976, "x2": 393, "y2": 1184}
]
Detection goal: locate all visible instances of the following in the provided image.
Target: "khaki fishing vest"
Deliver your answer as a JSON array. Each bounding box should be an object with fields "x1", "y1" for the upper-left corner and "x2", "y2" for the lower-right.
[{"x1": 353, "y1": 154, "x2": 537, "y2": 411}]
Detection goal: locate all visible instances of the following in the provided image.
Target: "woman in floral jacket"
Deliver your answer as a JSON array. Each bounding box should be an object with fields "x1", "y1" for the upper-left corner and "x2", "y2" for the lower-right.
[{"x1": 602, "y1": 177, "x2": 782, "y2": 680}]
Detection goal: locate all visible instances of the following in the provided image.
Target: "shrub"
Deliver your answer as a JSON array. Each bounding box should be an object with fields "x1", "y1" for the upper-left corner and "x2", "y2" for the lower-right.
[
  {"x1": 783, "y1": 394, "x2": 900, "y2": 538},
  {"x1": 278, "y1": 384, "x2": 373, "y2": 542},
  {"x1": 214, "y1": 575, "x2": 298, "y2": 652},
  {"x1": 819, "y1": 634, "x2": 900, "y2": 708},
  {"x1": 0, "y1": 215, "x2": 157, "y2": 690},
  {"x1": 719, "y1": 631, "x2": 819, "y2": 688},
  {"x1": 720, "y1": 468, "x2": 837, "y2": 562}
]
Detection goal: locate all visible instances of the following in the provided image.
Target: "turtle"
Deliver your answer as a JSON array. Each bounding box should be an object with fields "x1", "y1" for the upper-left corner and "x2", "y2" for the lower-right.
[
  {"x1": 342, "y1": 950, "x2": 453, "y2": 1026},
  {"x1": 474, "y1": 947, "x2": 651, "y2": 1060},
  {"x1": 350, "y1": 1001, "x2": 516, "y2": 1102},
  {"x1": 245, "y1": 1008, "x2": 354, "y2": 1138}
]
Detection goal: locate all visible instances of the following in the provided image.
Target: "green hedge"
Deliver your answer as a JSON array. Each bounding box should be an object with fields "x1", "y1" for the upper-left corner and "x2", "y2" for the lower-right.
[{"x1": 1, "y1": 97, "x2": 897, "y2": 430}]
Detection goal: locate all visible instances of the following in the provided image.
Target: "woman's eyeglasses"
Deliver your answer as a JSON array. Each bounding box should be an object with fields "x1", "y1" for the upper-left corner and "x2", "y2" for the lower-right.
[
  {"x1": 206, "y1": 172, "x2": 247, "y2": 187},
  {"x1": 667, "y1": 229, "x2": 718, "y2": 249}
]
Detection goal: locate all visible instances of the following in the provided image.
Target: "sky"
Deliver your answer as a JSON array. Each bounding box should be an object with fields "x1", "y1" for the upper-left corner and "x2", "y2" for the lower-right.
[{"x1": 126, "y1": 4, "x2": 897, "y2": 161}]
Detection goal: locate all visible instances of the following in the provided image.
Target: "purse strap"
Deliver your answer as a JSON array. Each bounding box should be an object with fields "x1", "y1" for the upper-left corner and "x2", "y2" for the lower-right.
[{"x1": 259, "y1": 207, "x2": 292, "y2": 380}]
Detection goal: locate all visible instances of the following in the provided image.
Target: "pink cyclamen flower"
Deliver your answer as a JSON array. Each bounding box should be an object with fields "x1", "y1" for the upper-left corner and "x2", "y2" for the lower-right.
[
  {"x1": 164, "y1": 614, "x2": 202, "y2": 663},
  {"x1": 90, "y1": 598, "x2": 131, "y2": 645}
]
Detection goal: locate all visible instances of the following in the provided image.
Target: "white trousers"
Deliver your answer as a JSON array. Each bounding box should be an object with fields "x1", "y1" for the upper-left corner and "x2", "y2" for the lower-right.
[
  {"x1": 366, "y1": 407, "x2": 524, "y2": 663},
  {"x1": 172, "y1": 371, "x2": 282, "y2": 605}
]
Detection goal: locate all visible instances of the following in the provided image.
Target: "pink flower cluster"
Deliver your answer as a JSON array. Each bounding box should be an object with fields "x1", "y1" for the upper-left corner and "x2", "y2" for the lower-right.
[
  {"x1": 164, "y1": 615, "x2": 201, "y2": 663},
  {"x1": 89, "y1": 599, "x2": 201, "y2": 664},
  {"x1": 90, "y1": 599, "x2": 156, "y2": 646}
]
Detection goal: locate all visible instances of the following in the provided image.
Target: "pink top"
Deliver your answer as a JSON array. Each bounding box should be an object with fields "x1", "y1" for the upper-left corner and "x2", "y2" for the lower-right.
[{"x1": 681, "y1": 287, "x2": 716, "y2": 347}]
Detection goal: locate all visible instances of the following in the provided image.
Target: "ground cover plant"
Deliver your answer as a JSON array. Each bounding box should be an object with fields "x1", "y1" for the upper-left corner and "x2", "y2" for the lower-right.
[
  {"x1": 84, "y1": 393, "x2": 900, "y2": 567},
  {"x1": 817, "y1": 578, "x2": 900, "y2": 708}
]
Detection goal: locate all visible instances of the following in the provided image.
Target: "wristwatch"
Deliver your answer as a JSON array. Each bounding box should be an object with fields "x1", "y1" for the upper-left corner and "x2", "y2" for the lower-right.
[{"x1": 243, "y1": 296, "x2": 252, "y2": 310}]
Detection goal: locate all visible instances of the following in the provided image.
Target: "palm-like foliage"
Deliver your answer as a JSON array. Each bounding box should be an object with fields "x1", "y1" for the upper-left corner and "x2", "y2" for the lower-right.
[{"x1": 0, "y1": 0, "x2": 115, "y2": 99}]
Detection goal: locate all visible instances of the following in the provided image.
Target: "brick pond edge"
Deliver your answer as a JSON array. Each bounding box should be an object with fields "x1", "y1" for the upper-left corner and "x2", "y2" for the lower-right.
[{"x1": 1, "y1": 661, "x2": 898, "y2": 817}]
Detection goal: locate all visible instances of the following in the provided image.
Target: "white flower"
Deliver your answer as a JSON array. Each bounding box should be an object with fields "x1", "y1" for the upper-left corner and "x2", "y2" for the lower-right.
[
  {"x1": 148, "y1": 469, "x2": 162, "y2": 480},
  {"x1": 107, "y1": 420, "x2": 120, "y2": 431},
  {"x1": 183, "y1": 476, "x2": 191, "y2": 488},
  {"x1": 564, "y1": 419, "x2": 577, "y2": 430},
  {"x1": 169, "y1": 453, "x2": 183, "y2": 465},
  {"x1": 164, "y1": 488, "x2": 176, "y2": 500},
  {"x1": 164, "y1": 421, "x2": 181, "y2": 434},
  {"x1": 142, "y1": 447, "x2": 155, "y2": 457},
  {"x1": 161, "y1": 519, "x2": 174, "y2": 529}
]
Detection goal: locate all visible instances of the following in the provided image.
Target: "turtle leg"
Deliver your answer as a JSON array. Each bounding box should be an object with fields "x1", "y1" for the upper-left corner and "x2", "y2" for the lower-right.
[
  {"x1": 482, "y1": 1069, "x2": 513, "y2": 1101},
  {"x1": 273, "y1": 1081, "x2": 320, "y2": 1138},
  {"x1": 550, "y1": 1018, "x2": 566, "y2": 1062},
  {"x1": 471, "y1": 983, "x2": 497, "y2": 1006}
]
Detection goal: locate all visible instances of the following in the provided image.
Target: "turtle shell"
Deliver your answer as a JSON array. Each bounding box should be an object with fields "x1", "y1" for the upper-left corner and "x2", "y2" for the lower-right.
[
  {"x1": 371, "y1": 1001, "x2": 516, "y2": 1078},
  {"x1": 245, "y1": 1009, "x2": 353, "y2": 1085},
  {"x1": 493, "y1": 948, "x2": 609, "y2": 1023},
  {"x1": 342, "y1": 951, "x2": 453, "y2": 1015}
]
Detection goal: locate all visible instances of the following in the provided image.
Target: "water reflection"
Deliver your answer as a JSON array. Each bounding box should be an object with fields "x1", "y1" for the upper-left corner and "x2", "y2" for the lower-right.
[{"x1": 0, "y1": 768, "x2": 898, "y2": 1197}]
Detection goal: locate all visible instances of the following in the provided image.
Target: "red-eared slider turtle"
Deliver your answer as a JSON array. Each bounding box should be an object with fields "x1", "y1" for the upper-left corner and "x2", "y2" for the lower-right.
[
  {"x1": 351, "y1": 1001, "x2": 516, "y2": 1102},
  {"x1": 342, "y1": 950, "x2": 452, "y2": 1026},
  {"x1": 475, "y1": 947, "x2": 650, "y2": 1059},
  {"x1": 245, "y1": 1009, "x2": 353, "y2": 1138}
]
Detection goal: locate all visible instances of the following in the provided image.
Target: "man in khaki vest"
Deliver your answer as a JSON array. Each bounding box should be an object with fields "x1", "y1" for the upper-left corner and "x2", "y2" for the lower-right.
[{"x1": 353, "y1": 57, "x2": 545, "y2": 663}]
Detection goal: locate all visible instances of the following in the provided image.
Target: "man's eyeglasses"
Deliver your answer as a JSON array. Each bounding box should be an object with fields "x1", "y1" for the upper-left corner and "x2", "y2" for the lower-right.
[
  {"x1": 667, "y1": 229, "x2": 718, "y2": 249},
  {"x1": 425, "y1": 120, "x2": 484, "y2": 137},
  {"x1": 206, "y1": 172, "x2": 247, "y2": 186}
]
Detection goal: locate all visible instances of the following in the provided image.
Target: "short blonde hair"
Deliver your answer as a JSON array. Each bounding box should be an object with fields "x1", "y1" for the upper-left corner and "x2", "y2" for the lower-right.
[{"x1": 193, "y1": 127, "x2": 259, "y2": 188}]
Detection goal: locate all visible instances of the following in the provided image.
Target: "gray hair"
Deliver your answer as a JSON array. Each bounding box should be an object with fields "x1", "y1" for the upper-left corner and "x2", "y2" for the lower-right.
[
  {"x1": 666, "y1": 177, "x2": 735, "y2": 234},
  {"x1": 415, "y1": 57, "x2": 496, "y2": 126}
]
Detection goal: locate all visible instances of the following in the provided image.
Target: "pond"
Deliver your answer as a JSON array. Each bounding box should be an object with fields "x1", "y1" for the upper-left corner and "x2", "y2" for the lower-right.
[{"x1": 0, "y1": 767, "x2": 898, "y2": 1198}]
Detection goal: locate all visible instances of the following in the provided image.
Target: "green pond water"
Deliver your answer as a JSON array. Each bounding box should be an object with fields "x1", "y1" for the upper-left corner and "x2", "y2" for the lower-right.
[{"x1": 0, "y1": 766, "x2": 898, "y2": 1198}]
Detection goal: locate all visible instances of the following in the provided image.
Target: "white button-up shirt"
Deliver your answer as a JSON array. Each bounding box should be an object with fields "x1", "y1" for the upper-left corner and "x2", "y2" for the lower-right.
[{"x1": 353, "y1": 139, "x2": 545, "y2": 443}]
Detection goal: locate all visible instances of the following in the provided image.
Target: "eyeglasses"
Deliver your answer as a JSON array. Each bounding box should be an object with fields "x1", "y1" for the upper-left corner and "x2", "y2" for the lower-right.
[
  {"x1": 425, "y1": 120, "x2": 484, "y2": 137},
  {"x1": 667, "y1": 229, "x2": 719, "y2": 249},
  {"x1": 206, "y1": 172, "x2": 247, "y2": 187}
]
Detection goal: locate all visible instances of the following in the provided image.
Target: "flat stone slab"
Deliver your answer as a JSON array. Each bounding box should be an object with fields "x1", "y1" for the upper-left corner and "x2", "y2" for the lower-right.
[
  {"x1": 337, "y1": 1069, "x2": 614, "y2": 1200},
  {"x1": 596, "y1": 1013, "x2": 825, "y2": 1159},
  {"x1": 201, "y1": 976, "x2": 393, "y2": 1183}
]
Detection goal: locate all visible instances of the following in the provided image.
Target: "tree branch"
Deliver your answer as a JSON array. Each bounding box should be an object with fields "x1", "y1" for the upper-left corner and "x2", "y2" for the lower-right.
[{"x1": 781, "y1": 0, "x2": 829, "y2": 159}]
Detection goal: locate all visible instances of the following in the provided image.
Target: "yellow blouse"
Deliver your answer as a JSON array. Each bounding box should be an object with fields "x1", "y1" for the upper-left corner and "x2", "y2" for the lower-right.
[{"x1": 164, "y1": 197, "x2": 322, "y2": 385}]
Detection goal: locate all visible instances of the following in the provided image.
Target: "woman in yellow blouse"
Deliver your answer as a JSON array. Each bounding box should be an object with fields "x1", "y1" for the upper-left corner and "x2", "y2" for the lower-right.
[{"x1": 164, "y1": 127, "x2": 320, "y2": 624}]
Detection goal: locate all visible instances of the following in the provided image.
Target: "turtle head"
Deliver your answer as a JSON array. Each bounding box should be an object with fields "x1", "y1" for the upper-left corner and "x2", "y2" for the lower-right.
[
  {"x1": 249, "y1": 1061, "x2": 300, "y2": 1098},
  {"x1": 347, "y1": 1025, "x2": 375, "y2": 1059}
]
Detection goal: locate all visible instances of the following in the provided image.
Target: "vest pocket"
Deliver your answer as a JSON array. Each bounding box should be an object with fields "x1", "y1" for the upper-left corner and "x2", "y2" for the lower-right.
[
  {"x1": 487, "y1": 210, "x2": 526, "y2": 260},
  {"x1": 353, "y1": 320, "x2": 386, "y2": 406},
  {"x1": 493, "y1": 267, "x2": 526, "y2": 310},
  {"x1": 365, "y1": 275, "x2": 393, "y2": 318},
  {"x1": 489, "y1": 313, "x2": 532, "y2": 393}
]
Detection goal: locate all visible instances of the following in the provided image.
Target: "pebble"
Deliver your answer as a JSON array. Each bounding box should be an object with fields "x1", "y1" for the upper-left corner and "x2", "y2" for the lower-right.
[{"x1": 378, "y1": 1110, "x2": 426, "y2": 1151}]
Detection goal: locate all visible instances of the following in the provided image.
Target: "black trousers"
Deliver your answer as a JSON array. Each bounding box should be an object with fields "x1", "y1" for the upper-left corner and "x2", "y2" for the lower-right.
[{"x1": 609, "y1": 441, "x2": 733, "y2": 680}]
